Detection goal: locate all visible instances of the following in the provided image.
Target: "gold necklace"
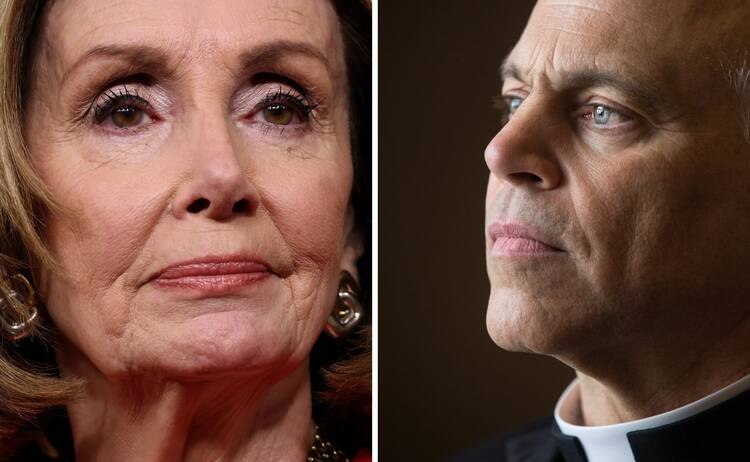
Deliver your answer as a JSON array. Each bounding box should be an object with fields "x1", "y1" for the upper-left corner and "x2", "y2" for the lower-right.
[
  {"x1": 307, "y1": 424, "x2": 349, "y2": 462},
  {"x1": 37, "y1": 421, "x2": 349, "y2": 461}
]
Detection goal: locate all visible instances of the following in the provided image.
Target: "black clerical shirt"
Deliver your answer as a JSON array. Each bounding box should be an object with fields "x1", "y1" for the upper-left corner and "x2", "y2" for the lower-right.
[{"x1": 450, "y1": 382, "x2": 750, "y2": 462}]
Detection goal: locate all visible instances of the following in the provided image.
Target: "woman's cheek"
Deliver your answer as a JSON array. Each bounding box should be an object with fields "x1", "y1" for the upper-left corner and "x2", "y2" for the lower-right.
[{"x1": 260, "y1": 158, "x2": 351, "y2": 302}]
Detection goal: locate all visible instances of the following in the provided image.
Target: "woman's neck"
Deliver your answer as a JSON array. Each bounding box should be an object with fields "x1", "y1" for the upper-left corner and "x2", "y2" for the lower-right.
[{"x1": 58, "y1": 344, "x2": 313, "y2": 462}]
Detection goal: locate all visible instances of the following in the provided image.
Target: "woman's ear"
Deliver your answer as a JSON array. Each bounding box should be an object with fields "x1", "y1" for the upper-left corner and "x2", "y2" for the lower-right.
[{"x1": 340, "y1": 207, "x2": 364, "y2": 281}]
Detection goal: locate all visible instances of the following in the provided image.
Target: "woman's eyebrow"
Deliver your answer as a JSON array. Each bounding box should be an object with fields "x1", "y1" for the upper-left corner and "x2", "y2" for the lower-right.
[
  {"x1": 61, "y1": 40, "x2": 332, "y2": 84},
  {"x1": 61, "y1": 44, "x2": 176, "y2": 86},
  {"x1": 237, "y1": 40, "x2": 331, "y2": 75}
]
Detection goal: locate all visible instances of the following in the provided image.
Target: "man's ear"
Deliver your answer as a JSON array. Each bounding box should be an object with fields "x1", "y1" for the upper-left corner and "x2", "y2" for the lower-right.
[{"x1": 340, "y1": 207, "x2": 364, "y2": 282}]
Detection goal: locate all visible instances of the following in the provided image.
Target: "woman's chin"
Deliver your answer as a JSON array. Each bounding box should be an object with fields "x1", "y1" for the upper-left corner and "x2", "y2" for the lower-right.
[{"x1": 120, "y1": 310, "x2": 305, "y2": 382}]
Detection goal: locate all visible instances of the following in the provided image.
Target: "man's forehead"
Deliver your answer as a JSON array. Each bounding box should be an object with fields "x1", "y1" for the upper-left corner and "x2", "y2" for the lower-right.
[
  {"x1": 524, "y1": 0, "x2": 750, "y2": 52},
  {"x1": 506, "y1": 0, "x2": 750, "y2": 92},
  {"x1": 503, "y1": 18, "x2": 668, "y2": 95},
  {"x1": 533, "y1": 0, "x2": 748, "y2": 26}
]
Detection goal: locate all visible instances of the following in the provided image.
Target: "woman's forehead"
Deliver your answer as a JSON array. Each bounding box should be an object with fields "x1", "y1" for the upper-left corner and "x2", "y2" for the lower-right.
[{"x1": 39, "y1": 0, "x2": 345, "y2": 82}]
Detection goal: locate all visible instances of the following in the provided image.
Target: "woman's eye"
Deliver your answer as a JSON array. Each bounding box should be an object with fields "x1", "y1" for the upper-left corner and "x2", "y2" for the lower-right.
[
  {"x1": 262, "y1": 104, "x2": 295, "y2": 125},
  {"x1": 110, "y1": 105, "x2": 145, "y2": 128},
  {"x1": 93, "y1": 90, "x2": 154, "y2": 131},
  {"x1": 246, "y1": 88, "x2": 317, "y2": 131}
]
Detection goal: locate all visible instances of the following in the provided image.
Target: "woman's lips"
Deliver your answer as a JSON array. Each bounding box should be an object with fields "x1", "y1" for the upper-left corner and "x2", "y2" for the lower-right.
[
  {"x1": 149, "y1": 258, "x2": 272, "y2": 291},
  {"x1": 488, "y1": 223, "x2": 564, "y2": 256}
]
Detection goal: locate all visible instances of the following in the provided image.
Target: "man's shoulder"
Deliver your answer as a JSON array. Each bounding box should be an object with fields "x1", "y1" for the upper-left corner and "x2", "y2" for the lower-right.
[{"x1": 446, "y1": 416, "x2": 562, "y2": 462}]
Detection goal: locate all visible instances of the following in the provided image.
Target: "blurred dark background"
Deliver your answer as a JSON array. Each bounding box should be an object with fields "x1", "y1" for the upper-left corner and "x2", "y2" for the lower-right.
[{"x1": 379, "y1": 2, "x2": 574, "y2": 460}]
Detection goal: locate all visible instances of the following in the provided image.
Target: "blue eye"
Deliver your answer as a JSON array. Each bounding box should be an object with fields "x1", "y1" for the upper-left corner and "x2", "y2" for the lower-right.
[
  {"x1": 593, "y1": 105, "x2": 611, "y2": 125},
  {"x1": 509, "y1": 97, "x2": 523, "y2": 114}
]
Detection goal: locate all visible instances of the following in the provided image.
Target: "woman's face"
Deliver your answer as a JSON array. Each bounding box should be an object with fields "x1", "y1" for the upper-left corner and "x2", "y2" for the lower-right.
[{"x1": 24, "y1": 0, "x2": 359, "y2": 382}]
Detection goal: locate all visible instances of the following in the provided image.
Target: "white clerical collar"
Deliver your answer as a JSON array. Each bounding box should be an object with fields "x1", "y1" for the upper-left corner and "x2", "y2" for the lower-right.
[{"x1": 554, "y1": 374, "x2": 750, "y2": 462}]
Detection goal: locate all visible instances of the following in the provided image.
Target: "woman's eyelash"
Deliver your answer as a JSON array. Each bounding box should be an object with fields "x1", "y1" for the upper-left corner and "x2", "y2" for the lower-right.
[
  {"x1": 87, "y1": 84, "x2": 320, "y2": 132},
  {"x1": 257, "y1": 87, "x2": 319, "y2": 119},
  {"x1": 93, "y1": 87, "x2": 150, "y2": 123}
]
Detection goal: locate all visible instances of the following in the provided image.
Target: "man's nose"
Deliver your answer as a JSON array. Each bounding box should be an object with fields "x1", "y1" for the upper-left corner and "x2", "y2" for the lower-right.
[
  {"x1": 484, "y1": 98, "x2": 562, "y2": 191},
  {"x1": 171, "y1": 113, "x2": 259, "y2": 221}
]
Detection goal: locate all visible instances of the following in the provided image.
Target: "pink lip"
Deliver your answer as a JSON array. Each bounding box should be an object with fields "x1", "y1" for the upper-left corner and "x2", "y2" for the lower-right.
[
  {"x1": 488, "y1": 223, "x2": 564, "y2": 256},
  {"x1": 148, "y1": 256, "x2": 272, "y2": 292}
]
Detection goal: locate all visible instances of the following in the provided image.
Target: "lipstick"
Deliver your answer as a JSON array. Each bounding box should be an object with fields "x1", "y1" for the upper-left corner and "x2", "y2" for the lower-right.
[{"x1": 149, "y1": 257, "x2": 271, "y2": 292}]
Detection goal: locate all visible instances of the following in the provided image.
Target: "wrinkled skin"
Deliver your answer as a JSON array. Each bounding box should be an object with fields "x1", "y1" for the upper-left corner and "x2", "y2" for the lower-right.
[
  {"x1": 24, "y1": 0, "x2": 361, "y2": 459},
  {"x1": 485, "y1": 0, "x2": 750, "y2": 424}
]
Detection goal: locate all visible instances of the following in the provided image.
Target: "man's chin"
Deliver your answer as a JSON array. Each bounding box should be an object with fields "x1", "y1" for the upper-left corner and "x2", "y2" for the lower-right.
[
  {"x1": 486, "y1": 319, "x2": 542, "y2": 354},
  {"x1": 485, "y1": 295, "x2": 572, "y2": 355}
]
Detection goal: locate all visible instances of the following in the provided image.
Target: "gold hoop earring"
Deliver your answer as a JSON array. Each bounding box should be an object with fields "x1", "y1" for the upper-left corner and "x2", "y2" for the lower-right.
[
  {"x1": 0, "y1": 274, "x2": 39, "y2": 341},
  {"x1": 325, "y1": 270, "x2": 364, "y2": 339}
]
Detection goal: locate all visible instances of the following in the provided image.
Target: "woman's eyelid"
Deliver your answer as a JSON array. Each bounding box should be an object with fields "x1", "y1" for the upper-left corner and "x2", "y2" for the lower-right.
[
  {"x1": 231, "y1": 85, "x2": 319, "y2": 134},
  {"x1": 94, "y1": 93, "x2": 149, "y2": 119},
  {"x1": 87, "y1": 78, "x2": 323, "y2": 136},
  {"x1": 233, "y1": 83, "x2": 311, "y2": 113},
  {"x1": 91, "y1": 84, "x2": 167, "y2": 119}
]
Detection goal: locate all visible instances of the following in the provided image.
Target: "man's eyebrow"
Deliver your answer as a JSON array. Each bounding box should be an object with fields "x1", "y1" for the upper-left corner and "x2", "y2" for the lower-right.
[
  {"x1": 499, "y1": 58, "x2": 520, "y2": 82},
  {"x1": 62, "y1": 40, "x2": 331, "y2": 85},
  {"x1": 500, "y1": 61, "x2": 670, "y2": 114},
  {"x1": 565, "y1": 71, "x2": 669, "y2": 113}
]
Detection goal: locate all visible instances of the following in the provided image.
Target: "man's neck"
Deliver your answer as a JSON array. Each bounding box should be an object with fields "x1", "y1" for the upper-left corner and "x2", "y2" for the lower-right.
[
  {"x1": 58, "y1": 344, "x2": 313, "y2": 462},
  {"x1": 571, "y1": 314, "x2": 750, "y2": 426}
]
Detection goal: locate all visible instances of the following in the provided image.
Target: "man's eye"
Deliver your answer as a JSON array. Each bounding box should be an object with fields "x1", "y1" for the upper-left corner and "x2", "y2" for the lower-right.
[
  {"x1": 593, "y1": 105, "x2": 611, "y2": 125},
  {"x1": 508, "y1": 97, "x2": 523, "y2": 115},
  {"x1": 582, "y1": 104, "x2": 631, "y2": 127}
]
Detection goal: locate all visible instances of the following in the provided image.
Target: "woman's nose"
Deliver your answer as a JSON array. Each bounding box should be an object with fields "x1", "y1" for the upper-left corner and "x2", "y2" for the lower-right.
[
  {"x1": 171, "y1": 116, "x2": 259, "y2": 221},
  {"x1": 484, "y1": 99, "x2": 562, "y2": 191}
]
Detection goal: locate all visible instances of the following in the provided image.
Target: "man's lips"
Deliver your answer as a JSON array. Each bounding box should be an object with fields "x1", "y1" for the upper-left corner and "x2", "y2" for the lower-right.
[
  {"x1": 147, "y1": 256, "x2": 273, "y2": 290},
  {"x1": 488, "y1": 223, "x2": 564, "y2": 256}
]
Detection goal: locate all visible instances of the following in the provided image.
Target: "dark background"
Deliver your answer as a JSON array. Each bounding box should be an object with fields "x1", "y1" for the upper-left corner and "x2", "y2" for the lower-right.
[{"x1": 379, "y1": 2, "x2": 574, "y2": 460}]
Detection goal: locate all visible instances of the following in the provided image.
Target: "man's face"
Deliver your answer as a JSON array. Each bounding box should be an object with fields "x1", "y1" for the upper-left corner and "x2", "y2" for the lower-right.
[{"x1": 484, "y1": 0, "x2": 750, "y2": 359}]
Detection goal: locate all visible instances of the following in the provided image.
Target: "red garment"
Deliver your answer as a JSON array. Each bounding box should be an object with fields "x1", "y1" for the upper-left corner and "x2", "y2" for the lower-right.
[{"x1": 353, "y1": 449, "x2": 372, "y2": 462}]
